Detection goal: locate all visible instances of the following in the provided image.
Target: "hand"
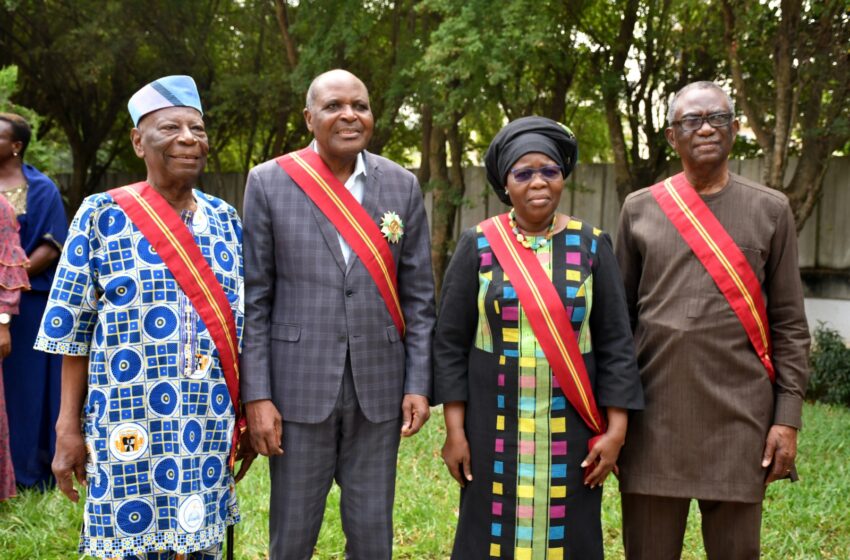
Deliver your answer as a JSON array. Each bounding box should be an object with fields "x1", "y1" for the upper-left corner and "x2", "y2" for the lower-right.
[
  {"x1": 233, "y1": 433, "x2": 258, "y2": 483},
  {"x1": 762, "y1": 424, "x2": 797, "y2": 485},
  {"x1": 52, "y1": 430, "x2": 87, "y2": 503},
  {"x1": 581, "y1": 431, "x2": 625, "y2": 488},
  {"x1": 0, "y1": 324, "x2": 11, "y2": 359},
  {"x1": 245, "y1": 399, "x2": 283, "y2": 457},
  {"x1": 400, "y1": 394, "x2": 430, "y2": 437},
  {"x1": 442, "y1": 431, "x2": 472, "y2": 487}
]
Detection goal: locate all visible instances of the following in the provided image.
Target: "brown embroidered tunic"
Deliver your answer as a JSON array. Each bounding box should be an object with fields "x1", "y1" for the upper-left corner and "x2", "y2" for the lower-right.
[{"x1": 615, "y1": 173, "x2": 811, "y2": 502}]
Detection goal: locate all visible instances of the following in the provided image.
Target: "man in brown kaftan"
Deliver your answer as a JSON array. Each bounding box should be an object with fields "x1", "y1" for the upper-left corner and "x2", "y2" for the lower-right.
[{"x1": 614, "y1": 82, "x2": 811, "y2": 559}]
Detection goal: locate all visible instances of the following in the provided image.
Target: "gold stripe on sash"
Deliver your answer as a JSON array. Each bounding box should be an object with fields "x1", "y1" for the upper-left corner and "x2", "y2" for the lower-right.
[
  {"x1": 663, "y1": 179, "x2": 769, "y2": 351},
  {"x1": 120, "y1": 187, "x2": 239, "y2": 366},
  {"x1": 490, "y1": 219, "x2": 600, "y2": 432},
  {"x1": 289, "y1": 152, "x2": 404, "y2": 321}
]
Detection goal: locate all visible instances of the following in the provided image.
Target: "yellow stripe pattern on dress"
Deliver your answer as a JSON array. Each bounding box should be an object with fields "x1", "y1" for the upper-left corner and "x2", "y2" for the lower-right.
[
  {"x1": 120, "y1": 186, "x2": 240, "y2": 374},
  {"x1": 664, "y1": 179, "x2": 769, "y2": 356},
  {"x1": 491, "y1": 217, "x2": 600, "y2": 433},
  {"x1": 290, "y1": 152, "x2": 405, "y2": 333}
]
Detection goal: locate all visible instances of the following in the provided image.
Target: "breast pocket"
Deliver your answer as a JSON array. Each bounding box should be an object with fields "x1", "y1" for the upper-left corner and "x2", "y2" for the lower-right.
[
  {"x1": 738, "y1": 246, "x2": 765, "y2": 280},
  {"x1": 686, "y1": 246, "x2": 764, "y2": 318},
  {"x1": 271, "y1": 323, "x2": 301, "y2": 342},
  {"x1": 386, "y1": 324, "x2": 401, "y2": 343}
]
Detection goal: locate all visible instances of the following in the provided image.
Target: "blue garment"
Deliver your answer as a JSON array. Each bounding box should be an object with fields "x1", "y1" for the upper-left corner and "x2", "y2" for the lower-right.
[
  {"x1": 35, "y1": 190, "x2": 243, "y2": 558},
  {"x1": 17, "y1": 164, "x2": 67, "y2": 290},
  {"x1": 2, "y1": 164, "x2": 67, "y2": 487}
]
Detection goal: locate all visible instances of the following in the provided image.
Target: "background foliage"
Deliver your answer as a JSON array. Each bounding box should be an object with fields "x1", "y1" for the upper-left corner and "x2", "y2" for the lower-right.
[
  {"x1": 1, "y1": 0, "x2": 848, "y2": 275},
  {"x1": 807, "y1": 324, "x2": 850, "y2": 407}
]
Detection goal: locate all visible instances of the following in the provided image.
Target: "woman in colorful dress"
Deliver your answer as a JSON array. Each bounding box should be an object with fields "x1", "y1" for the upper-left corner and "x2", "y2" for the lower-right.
[
  {"x1": 35, "y1": 76, "x2": 253, "y2": 559},
  {"x1": 0, "y1": 193, "x2": 30, "y2": 501},
  {"x1": 434, "y1": 116, "x2": 644, "y2": 559},
  {"x1": 0, "y1": 112, "x2": 67, "y2": 489}
]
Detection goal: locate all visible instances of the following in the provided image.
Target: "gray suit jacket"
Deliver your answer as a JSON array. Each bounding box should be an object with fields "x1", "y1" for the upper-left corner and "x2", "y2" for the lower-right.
[{"x1": 240, "y1": 150, "x2": 436, "y2": 423}]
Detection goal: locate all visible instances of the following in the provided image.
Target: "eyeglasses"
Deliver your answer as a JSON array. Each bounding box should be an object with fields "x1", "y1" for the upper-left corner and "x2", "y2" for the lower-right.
[
  {"x1": 509, "y1": 165, "x2": 563, "y2": 183},
  {"x1": 672, "y1": 112, "x2": 734, "y2": 132}
]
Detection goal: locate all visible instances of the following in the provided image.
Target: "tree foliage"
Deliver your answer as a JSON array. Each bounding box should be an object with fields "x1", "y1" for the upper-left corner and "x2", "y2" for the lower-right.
[
  {"x1": 1, "y1": 0, "x2": 847, "y2": 266},
  {"x1": 721, "y1": 0, "x2": 850, "y2": 231},
  {"x1": 0, "y1": 65, "x2": 70, "y2": 175}
]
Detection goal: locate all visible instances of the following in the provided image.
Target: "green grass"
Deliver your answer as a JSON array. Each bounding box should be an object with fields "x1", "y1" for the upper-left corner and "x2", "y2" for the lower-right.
[{"x1": 1, "y1": 402, "x2": 848, "y2": 559}]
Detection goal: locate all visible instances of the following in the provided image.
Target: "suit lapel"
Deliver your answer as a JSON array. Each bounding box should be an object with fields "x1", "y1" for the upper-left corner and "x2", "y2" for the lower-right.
[
  {"x1": 307, "y1": 194, "x2": 347, "y2": 274},
  {"x1": 345, "y1": 152, "x2": 384, "y2": 275}
]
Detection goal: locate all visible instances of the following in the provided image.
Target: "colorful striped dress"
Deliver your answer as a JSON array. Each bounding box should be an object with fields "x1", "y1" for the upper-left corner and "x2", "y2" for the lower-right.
[{"x1": 434, "y1": 218, "x2": 643, "y2": 559}]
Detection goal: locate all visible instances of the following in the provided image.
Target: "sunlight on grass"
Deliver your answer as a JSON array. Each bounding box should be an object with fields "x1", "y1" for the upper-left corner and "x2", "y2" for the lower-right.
[{"x1": 1, "y1": 402, "x2": 847, "y2": 559}]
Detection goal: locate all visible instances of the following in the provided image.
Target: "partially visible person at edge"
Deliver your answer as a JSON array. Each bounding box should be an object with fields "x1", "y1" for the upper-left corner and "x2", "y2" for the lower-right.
[
  {"x1": 0, "y1": 193, "x2": 30, "y2": 501},
  {"x1": 433, "y1": 116, "x2": 644, "y2": 559},
  {"x1": 241, "y1": 69, "x2": 435, "y2": 559},
  {"x1": 35, "y1": 75, "x2": 255, "y2": 559},
  {"x1": 614, "y1": 81, "x2": 811, "y2": 559},
  {"x1": 0, "y1": 112, "x2": 67, "y2": 490}
]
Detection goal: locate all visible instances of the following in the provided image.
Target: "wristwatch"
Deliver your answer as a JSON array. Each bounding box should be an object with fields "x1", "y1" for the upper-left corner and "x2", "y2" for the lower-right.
[{"x1": 0, "y1": 313, "x2": 10, "y2": 325}]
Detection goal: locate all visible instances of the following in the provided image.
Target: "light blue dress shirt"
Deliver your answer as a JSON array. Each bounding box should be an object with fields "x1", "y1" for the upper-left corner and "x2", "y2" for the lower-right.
[{"x1": 311, "y1": 142, "x2": 368, "y2": 264}]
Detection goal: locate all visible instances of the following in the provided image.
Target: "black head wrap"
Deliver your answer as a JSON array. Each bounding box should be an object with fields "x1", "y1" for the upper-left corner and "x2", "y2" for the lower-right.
[{"x1": 484, "y1": 116, "x2": 578, "y2": 205}]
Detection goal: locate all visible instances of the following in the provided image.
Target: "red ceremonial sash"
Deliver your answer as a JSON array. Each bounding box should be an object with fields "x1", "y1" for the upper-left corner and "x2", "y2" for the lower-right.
[
  {"x1": 276, "y1": 148, "x2": 405, "y2": 337},
  {"x1": 651, "y1": 173, "x2": 775, "y2": 382},
  {"x1": 480, "y1": 215, "x2": 607, "y2": 444},
  {"x1": 108, "y1": 183, "x2": 245, "y2": 467}
]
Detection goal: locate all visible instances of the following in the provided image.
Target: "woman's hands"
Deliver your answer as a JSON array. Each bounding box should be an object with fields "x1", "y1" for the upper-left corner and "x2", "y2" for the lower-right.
[
  {"x1": 442, "y1": 401, "x2": 473, "y2": 487},
  {"x1": 581, "y1": 406, "x2": 628, "y2": 488},
  {"x1": 442, "y1": 430, "x2": 473, "y2": 487}
]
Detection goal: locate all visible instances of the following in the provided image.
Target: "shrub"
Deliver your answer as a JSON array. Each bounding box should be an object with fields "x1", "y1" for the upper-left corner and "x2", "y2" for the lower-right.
[{"x1": 806, "y1": 323, "x2": 850, "y2": 407}]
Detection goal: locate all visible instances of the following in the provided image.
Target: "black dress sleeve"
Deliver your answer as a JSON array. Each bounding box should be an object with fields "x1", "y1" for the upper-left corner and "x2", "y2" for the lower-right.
[
  {"x1": 433, "y1": 228, "x2": 480, "y2": 405},
  {"x1": 589, "y1": 232, "x2": 645, "y2": 410}
]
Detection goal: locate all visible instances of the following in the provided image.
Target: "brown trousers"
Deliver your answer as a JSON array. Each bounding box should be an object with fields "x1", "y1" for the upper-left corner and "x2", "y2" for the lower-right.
[{"x1": 621, "y1": 493, "x2": 762, "y2": 560}]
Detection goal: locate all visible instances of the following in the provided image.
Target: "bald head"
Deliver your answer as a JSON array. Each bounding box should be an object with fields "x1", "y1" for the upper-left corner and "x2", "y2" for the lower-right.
[{"x1": 305, "y1": 69, "x2": 369, "y2": 110}]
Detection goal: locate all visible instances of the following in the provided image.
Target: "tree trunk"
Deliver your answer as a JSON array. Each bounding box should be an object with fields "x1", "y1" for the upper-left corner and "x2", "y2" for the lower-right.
[
  {"x1": 605, "y1": 91, "x2": 634, "y2": 205},
  {"x1": 272, "y1": 0, "x2": 298, "y2": 68},
  {"x1": 720, "y1": 0, "x2": 846, "y2": 232},
  {"x1": 427, "y1": 125, "x2": 452, "y2": 296},
  {"x1": 417, "y1": 104, "x2": 432, "y2": 187},
  {"x1": 785, "y1": 139, "x2": 831, "y2": 232},
  {"x1": 68, "y1": 142, "x2": 94, "y2": 214},
  {"x1": 428, "y1": 119, "x2": 467, "y2": 297},
  {"x1": 766, "y1": 0, "x2": 802, "y2": 190},
  {"x1": 600, "y1": 0, "x2": 639, "y2": 204}
]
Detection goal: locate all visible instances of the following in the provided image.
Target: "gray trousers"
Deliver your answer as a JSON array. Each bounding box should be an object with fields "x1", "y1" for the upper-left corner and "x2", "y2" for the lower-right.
[
  {"x1": 268, "y1": 361, "x2": 402, "y2": 560},
  {"x1": 621, "y1": 493, "x2": 763, "y2": 560}
]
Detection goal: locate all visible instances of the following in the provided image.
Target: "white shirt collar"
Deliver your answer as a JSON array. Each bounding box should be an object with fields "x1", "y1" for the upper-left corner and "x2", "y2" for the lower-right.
[{"x1": 310, "y1": 140, "x2": 368, "y2": 180}]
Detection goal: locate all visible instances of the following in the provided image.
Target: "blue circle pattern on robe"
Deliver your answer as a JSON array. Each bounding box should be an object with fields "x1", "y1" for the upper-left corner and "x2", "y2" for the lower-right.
[{"x1": 34, "y1": 190, "x2": 244, "y2": 558}]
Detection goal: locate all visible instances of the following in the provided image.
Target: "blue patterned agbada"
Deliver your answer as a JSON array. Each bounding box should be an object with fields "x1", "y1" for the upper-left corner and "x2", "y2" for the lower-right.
[{"x1": 35, "y1": 190, "x2": 243, "y2": 558}]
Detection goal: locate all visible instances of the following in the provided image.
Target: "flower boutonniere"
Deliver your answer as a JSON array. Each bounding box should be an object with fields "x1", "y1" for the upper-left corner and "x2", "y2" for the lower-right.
[{"x1": 380, "y1": 211, "x2": 405, "y2": 244}]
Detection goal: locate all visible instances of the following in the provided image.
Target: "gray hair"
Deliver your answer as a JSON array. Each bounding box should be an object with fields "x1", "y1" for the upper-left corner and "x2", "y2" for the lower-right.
[
  {"x1": 305, "y1": 80, "x2": 317, "y2": 110},
  {"x1": 667, "y1": 82, "x2": 735, "y2": 125}
]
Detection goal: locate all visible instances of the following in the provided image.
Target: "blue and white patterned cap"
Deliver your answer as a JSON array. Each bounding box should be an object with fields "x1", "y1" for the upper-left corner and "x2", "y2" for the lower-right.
[{"x1": 127, "y1": 75, "x2": 203, "y2": 126}]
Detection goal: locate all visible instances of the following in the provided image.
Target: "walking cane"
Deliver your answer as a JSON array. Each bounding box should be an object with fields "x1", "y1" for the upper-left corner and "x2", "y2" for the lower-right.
[{"x1": 227, "y1": 524, "x2": 235, "y2": 560}]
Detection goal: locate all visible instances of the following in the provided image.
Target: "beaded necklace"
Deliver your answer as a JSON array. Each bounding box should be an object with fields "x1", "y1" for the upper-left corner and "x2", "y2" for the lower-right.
[{"x1": 509, "y1": 208, "x2": 556, "y2": 250}]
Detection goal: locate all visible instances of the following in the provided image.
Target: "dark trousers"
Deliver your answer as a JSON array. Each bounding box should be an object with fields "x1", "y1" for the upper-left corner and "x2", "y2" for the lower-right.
[
  {"x1": 621, "y1": 493, "x2": 762, "y2": 560},
  {"x1": 268, "y1": 364, "x2": 401, "y2": 560}
]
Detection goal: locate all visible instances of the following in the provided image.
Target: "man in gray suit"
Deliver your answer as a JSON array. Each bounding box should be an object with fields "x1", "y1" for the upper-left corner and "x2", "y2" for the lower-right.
[{"x1": 240, "y1": 69, "x2": 435, "y2": 559}]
